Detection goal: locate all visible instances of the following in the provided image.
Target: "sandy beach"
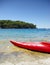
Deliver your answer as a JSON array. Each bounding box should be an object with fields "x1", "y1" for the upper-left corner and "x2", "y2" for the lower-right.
[
  {"x1": 0, "y1": 0, "x2": 50, "y2": 64},
  {"x1": 0, "y1": 40, "x2": 50, "y2": 65}
]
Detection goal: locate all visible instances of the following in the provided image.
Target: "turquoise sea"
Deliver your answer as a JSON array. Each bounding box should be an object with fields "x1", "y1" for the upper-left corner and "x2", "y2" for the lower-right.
[
  {"x1": 0, "y1": 29, "x2": 50, "y2": 42},
  {"x1": 0, "y1": 29, "x2": 50, "y2": 65}
]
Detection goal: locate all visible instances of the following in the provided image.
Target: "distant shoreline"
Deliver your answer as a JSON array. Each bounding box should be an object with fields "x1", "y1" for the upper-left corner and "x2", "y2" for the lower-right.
[{"x1": 0, "y1": 20, "x2": 36, "y2": 29}]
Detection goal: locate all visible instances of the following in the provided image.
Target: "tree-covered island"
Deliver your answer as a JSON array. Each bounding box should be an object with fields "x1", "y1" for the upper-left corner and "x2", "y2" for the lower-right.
[{"x1": 0, "y1": 20, "x2": 36, "y2": 29}]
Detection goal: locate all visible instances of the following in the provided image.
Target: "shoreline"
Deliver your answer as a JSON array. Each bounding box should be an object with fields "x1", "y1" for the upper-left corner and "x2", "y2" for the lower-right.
[{"x1": 0, "y1": 40, "x2": 50, "y2": 65}]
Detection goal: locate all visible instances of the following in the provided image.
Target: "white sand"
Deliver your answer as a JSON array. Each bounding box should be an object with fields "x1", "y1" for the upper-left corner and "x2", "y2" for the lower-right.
[
  {"x1": 0, "y1": 57, "x2": 50, "y2": 65},
  {"x1": 0, "y1": 61, "x2": 14, "y2": 65},
  {"x1": 0, "y1": 41, "x2": 50, "y2": 65}
]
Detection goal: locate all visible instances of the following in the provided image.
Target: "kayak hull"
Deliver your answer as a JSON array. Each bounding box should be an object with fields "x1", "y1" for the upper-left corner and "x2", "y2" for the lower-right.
[{"x1": 10, "y1": 40, "x2": 50, "y2": 53}]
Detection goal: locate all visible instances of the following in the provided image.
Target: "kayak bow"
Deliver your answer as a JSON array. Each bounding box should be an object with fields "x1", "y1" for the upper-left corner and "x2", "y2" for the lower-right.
[{"x1": 10, "y1": 40, "x2": 50, "y2": 53}]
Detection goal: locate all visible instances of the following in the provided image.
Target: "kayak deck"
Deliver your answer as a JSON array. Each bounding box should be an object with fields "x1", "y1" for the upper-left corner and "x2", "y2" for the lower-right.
[{"x1": 10, "y1": 40, "x2": 50, "y2": 53}]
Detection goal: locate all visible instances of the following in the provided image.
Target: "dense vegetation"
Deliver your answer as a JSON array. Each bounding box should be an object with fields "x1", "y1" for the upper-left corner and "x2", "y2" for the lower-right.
[{"x1": 0, "y1": 20, "x2": 36, "y2": 29}]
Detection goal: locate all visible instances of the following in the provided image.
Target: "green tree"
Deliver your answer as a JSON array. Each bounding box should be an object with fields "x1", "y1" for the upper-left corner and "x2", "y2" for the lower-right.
[{"x1": 0, "y1": 20, "x2": 36, "y2": 29}]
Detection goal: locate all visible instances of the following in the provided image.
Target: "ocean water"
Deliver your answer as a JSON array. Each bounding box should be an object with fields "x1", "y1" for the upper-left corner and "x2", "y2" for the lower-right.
[
  {"x1": 0, "y1": 29, "x2": 50, "y2": 42},
  {"x1": 0, "y1": 29, "x2": 50, "y2": 65}
]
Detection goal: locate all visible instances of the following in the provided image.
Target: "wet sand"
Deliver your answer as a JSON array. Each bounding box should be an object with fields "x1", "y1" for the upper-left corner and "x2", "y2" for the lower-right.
[{"x1": 0, "y1": 41, "x2": 50, "y2": 65}]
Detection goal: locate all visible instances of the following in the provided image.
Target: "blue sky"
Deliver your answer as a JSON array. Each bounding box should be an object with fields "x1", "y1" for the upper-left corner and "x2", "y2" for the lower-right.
[{"x1": 0, "y1": 0, "x2": 50, "y2": 28}]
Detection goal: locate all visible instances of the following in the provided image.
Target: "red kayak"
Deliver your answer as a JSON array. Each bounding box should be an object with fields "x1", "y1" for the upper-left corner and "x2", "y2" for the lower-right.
[{"x1": 10, "y1": 40, "x2": 50, "y2": 53}]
